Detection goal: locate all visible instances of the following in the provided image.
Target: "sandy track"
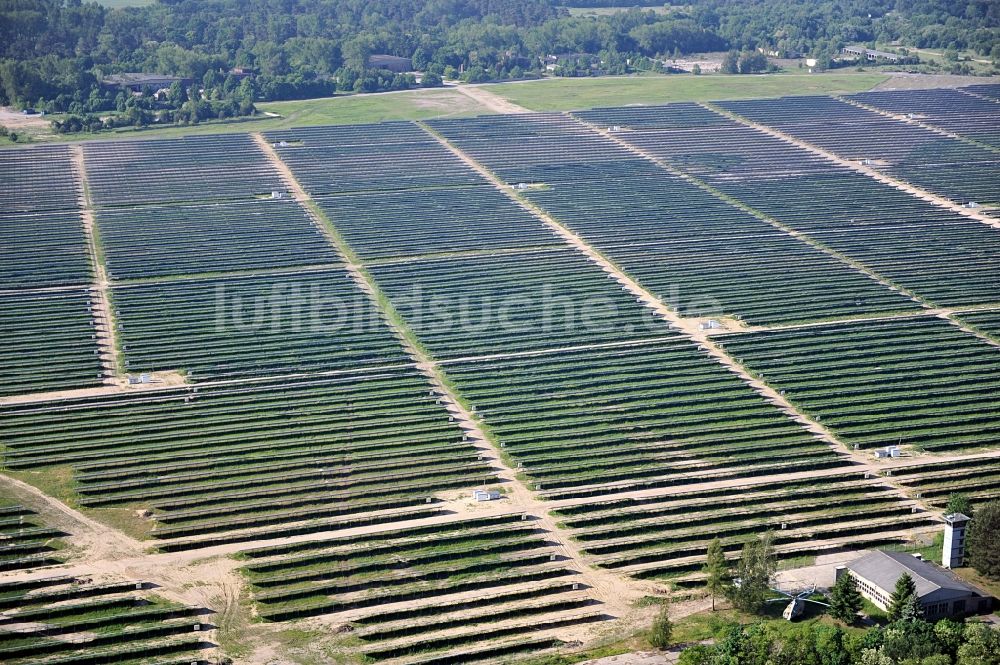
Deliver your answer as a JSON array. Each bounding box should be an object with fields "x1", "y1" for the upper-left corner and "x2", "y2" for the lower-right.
[
  {"x1": 0, "y1": 371, "x2": 189, "y2": 406},
  {"x1": 70, "y1": 145, "x2": 120, "y2": 381},
  {"x1": 416, "y1": 117, "x2": 957, "y2": 531},
  {"x1": 702, "y1": 102, "x2": 1000, "y2": 231},
  {"x1": 455, "y1": 85, "x2": 532, "y2": 114},
  {"x1": 255, "y1": 130, "x2": 640, "y2": 619},
  {"x1": 697, "y1": 102, "x2": 1000, "y2": 349},
  {"x1": 424, "y1": 116, "x2": 858, "y2": 461},
  {"x1": 0, "y1": 474, "x2": 143, "y2": 563},
  {"x1": 577, "y1": 114, "x2": 932, "y2": 313},
  {"x1": 838, "y1": 95, "x2": 1000, "y2": 155}
]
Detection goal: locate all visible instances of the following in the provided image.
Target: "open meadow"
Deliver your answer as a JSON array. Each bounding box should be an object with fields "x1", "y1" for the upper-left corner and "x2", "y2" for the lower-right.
[{"x1": 0, "y1": 71, "x2": 899, "y2": 147}]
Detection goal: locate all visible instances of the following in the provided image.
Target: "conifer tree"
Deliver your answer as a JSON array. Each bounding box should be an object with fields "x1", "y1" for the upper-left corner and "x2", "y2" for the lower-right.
[
  {"x1": 829, "y1": 572, "x2": 863, "y2": 624},
  {"x1": 888, "y1": 572, "x2": 918, "y2": 622}
]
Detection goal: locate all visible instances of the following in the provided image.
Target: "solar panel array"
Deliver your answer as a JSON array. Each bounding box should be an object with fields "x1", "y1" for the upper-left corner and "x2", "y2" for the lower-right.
[
  {"x1": 717, "y1": 94, "x2": 1000, "y2": 205},
  {"x1": 1, "y1": 84, "x2": 998, "y2": 664}
]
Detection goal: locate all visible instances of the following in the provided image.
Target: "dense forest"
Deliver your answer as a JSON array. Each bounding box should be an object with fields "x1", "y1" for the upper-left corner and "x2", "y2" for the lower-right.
[{"x1": 0, "y1": 0, "x2": 997, "y2": 130}]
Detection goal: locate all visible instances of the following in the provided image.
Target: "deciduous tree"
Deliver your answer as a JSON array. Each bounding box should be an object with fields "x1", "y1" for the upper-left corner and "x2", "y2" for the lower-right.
[
  {"x1": 957, "y1": 622, "x2": 1000, "y2": 665},
  {"x1": 726, "y1": 532, "x2": 775, "y2": 614},
  {"x1": 946, "y1": 493, "x2": 973, "y2": 517},
  {"x1": 968, "y1": 500, "x2": 1000, "y2": 580}
]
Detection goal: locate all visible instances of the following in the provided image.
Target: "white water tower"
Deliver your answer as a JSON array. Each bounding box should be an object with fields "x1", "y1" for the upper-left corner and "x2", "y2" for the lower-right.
[{"x1": 942, "y1": 513, "x2": 970, "y2": 568}]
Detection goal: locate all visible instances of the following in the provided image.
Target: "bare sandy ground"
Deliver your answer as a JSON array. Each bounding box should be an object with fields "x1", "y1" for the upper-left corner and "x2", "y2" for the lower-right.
[
  {"x1": 582, "y1": 651, "x2": 678, "y2": 665},
  {"x1": 456, "y1": 85, "x2": 533, "y2": 114},
  {"x1": 70, "y1": 145, "x2": 121, "y2": 382},
  {"x1": 0, "y1": 370, "x2": 188, "y2": 406},
  {"x1": 0, "y1": 107, "x2": 52, "y2": 130},
  {"x1": 411, "y1": 88, "x2": 491, "y2": 116}
]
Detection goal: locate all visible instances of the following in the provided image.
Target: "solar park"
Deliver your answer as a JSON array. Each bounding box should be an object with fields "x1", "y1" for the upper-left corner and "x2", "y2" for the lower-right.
[{"x1": 0, "y1": 84, "x2": 998, "y2": 664}]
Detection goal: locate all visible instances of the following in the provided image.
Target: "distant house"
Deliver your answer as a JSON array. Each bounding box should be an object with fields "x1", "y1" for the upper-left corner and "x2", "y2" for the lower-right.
[
  {"x1": 758, "y1": 47, "x2": 801, "y2": 59},
  {"x1": 101, "y1": 73, "x2": 188, "y2": 93},
  {"x1": 842, "y1": 46, "x2": 901, "y2": 62},
  {"x1": 227, "y1": 67, "x2": 256, "y2": 80},
  {"x1": 499, "y1": 51, "x2": 532, "y2": 69},
  {"x1": 843, "y1": 550, "x2": 992, "y2": 619},
  {"x1": 542, "y1": 53, "x2": 601, "y2": 72},
  {"x1": 368, "y1": 55, "x2": 412, "y2": 73}
]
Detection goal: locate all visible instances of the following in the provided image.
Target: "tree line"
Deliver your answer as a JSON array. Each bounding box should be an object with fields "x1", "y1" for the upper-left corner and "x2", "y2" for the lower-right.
[{"x1": 0, "y1": 0, "x2": 996, "y2": 133}]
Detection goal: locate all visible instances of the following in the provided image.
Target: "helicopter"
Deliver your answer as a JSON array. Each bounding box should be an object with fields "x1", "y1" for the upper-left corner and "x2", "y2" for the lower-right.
[{"x1": 767, "y1": 585, "x2": 831, "y2": 621}]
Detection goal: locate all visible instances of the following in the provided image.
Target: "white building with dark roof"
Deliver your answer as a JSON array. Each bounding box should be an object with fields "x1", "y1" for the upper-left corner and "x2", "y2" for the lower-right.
[
  {"x1": 844, "y1": 550, "x2": 992, "y2": 620},
  {"x1": 101, "y1": 73, "x2": 187, "y2": 92},
  {"x1": 842, "y1": 46, "x2": 902, "y2": 62}
]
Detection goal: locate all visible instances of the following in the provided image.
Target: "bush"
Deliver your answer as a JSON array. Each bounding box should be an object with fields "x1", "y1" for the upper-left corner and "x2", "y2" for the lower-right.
[
  {"x1": 649, "y1": 602, "x2": 672, "y2": 649},
  {"x1": 738, "y1": 51, "x2": 768, "y2": 74}
]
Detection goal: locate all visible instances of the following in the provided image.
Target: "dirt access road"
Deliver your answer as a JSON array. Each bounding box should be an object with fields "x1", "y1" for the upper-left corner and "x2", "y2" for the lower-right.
[
  {"x1": 254, "y1": 130, "x2": 643, "y2": 620},
  {"x1": 455, "y1": 84, "x2": 532, "y2": 114}
]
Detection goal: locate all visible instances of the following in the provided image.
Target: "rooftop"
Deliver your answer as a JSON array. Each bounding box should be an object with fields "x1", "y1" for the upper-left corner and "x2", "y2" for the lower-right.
[
  {"x1": 368, "y1": 54, "x2": 411, "y2": 64},
  {"x1": 842, "y1": 46, "x2": 901, "y2": 59},
  {"x1": 101, "y1": 73, "x2": 183, "y2": 86},
  {"x1": 848, "y1": 550, "x2": 984, "y2": 598}
]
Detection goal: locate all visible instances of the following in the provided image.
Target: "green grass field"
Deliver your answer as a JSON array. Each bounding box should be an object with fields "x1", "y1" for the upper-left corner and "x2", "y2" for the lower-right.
[
  {"x1": 257, "y1": 87, "x2": 488, "y2": 126},
  {"x1": 1, "y1": 72, "x2": 891, "y2": 147},
  {"x1": 488, "y1": 72, "x2": 891, "y2": 111},
  {"x1": 0, "y1": 87, "x2": 490, "y2": 147}
]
